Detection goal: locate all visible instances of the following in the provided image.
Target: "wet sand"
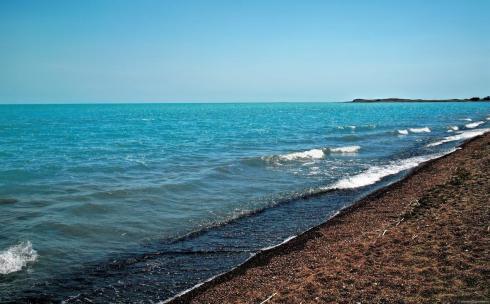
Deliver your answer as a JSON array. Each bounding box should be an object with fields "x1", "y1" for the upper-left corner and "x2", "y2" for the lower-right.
[{"x1": 169, "y1": 133, "x2": 490, "y2": 303}]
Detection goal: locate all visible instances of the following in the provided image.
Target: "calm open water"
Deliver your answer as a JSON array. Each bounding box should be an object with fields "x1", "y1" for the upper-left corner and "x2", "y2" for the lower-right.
[{"x1": 0, "y1": 102, "x2": 489, "y2": 303}]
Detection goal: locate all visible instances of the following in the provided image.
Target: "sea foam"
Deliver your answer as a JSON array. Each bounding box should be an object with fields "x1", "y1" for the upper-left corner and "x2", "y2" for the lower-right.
[
  {"x1": 278, "y1": 148, "x2": 325, "y2": 161},
  {"x1": 397, "y1": 129, "x2": 409, "y2": 135},
  {"x1": 328, "y1": 146, "x2": 360, "y2": 153},
  {"x1": 0, "y1": 241, "x2": 38, "y2": 275},
  {"x1": 337, "y1": 125, "x2": 356, "y2": 130},
  {"x1": 427, "y1": 128, "x2": 490, "y2": 147},
  {"x1": 447, "y1": 126, "x2": 459, "y2": 132},
  {"x1": 465, "y1": 121, "x2": 485, "y2": 129},
  {"x1": 265, "y1": 146, "x2": 360, "y2": 162},
  {"x1": 328, "y1": 149, "x2": 456, "y2": 190},
  {"x1": 409, "y1": 127, "x2": 431, "y2": 133}
]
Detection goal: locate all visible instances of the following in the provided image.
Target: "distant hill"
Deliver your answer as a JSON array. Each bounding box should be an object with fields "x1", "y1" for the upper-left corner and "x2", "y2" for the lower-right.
[{"x1": 352, "y1": 97, "x2": 490, "y2": 103}]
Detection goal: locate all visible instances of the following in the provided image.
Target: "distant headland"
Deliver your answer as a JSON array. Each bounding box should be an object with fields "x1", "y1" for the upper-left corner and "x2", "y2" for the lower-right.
[{"x1": 352, "y1": 96, "x2": 490, "y2": 103}]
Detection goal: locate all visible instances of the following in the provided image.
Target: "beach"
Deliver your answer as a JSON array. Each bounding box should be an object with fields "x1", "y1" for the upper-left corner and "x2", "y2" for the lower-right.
[{"x1": 169, "y1": 133, "x2": 490, "y2": 303}]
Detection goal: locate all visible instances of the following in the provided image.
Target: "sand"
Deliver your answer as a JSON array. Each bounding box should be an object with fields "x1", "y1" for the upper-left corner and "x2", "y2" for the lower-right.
[{"x1": 169, "y1": 133, "x2": 490, "y2": 303}]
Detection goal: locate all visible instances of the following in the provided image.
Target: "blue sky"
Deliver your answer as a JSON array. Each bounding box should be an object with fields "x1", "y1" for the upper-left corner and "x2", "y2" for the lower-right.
[{"x1": 0, "y1": 0, "x2": 489, "y2": 103}]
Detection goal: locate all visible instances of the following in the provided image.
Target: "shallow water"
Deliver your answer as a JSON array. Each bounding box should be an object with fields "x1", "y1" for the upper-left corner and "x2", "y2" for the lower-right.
[{"x1": 0, "y1": 102, "x2": 489, "y2": 302}]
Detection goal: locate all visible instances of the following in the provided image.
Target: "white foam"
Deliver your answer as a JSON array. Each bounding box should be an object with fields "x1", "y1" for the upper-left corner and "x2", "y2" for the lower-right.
[
  {"x1": 329, "y1": 146, "x2": 360, "y2": 153},
  {"x1": 261, "y1": 235, "x2": 297, "y2": 251},
  {"x1": 337, "y1": 125, "x2": 356, "y2": 130},
  {"x1": 448, "y1": 126, "x2": 459, "y2": 132},
  {"x1": 427, "y1": 128, "x2": 490, "y2": 147},
  {"x1": 397, "y1": 129, "x2": 409, "y2": 135},
  {"x1": 0, "y1": 241, "x2": 38, "y2": 275},
  {"x1": 465, "y1": 121, "x2": 485, "y2": 129},
  {"x1": 409, "y1": 127, "x2": 431, "y2": 133},
  {"x1": 278, "y1": 148, "x2": 325, "y2": 161},
  {"x1": 460, "y1": 118, "x2": 472, "y2": 121},
  {"x1": 328, "y1": 149, "x2": 457, "y2": 190},
  {"x1": 265, "y1": 145, "x2": 362, "y2": 162}
]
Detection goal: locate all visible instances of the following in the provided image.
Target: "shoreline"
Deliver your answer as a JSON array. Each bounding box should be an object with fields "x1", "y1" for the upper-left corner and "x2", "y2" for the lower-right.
[{"x1": 167, "y1": 133, "x2": 490, "y2": 303}]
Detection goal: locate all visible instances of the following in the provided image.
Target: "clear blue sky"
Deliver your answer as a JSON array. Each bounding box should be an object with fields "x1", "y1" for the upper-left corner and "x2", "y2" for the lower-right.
[{"x1": 1, "y1": 0, "x2": 489, "y2": 103}]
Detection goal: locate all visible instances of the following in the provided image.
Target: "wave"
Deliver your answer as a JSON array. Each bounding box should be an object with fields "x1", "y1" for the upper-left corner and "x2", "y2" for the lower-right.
[
  {"x1": 327, "y1": 149, "x2": 456, "y2": 190},
  {"x1": 329, "y1": 146, "x2": 360, "y2": 153},
  {"x1": 260, "y1": 235, "x2": 297, "y2": 251},
  {"x1": 447, "y1": 126, "x2": 459, "y2": 132},
  {"x1": 337, "y1": 124, "x2": 377, "y2": 131},
  {"x1": 275, "y1": 148, "x2": 325, "y2": 161},
  {"x1": 337, "y1": 125, "x2": 356, "y2": 130},
  {"x1": 409, "y1": 127, "x2": 431, "y2": 133},
  {"x1": 460, "y1": 118, "x2": 472, "y2": 121},
  {"x1": 0, "y1": 241, "x2": 38, "y2": 275},
  {"x1": 261, "y1": 146, "x2": 361, "y2": 162},
  {"x1": 427, "y1": 128, "x2": 490, "y2": 147},
  {"x1": 397, "y1": 129, "x2": 409, "y2": 135},
  {"x1": 465, "y1": 121, "x2": 485, "y2": 129}
]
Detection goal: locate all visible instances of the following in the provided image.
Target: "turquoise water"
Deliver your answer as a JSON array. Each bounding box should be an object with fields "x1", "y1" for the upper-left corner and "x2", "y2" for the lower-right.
[{"x1": 0, "y1": 102, "x2": 489, "y2": 302}]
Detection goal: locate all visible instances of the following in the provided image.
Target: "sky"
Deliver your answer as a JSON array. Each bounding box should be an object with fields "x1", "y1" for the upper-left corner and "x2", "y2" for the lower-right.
[{"x1": 0, "y1": 0, "x2": 489, "y2": 103}]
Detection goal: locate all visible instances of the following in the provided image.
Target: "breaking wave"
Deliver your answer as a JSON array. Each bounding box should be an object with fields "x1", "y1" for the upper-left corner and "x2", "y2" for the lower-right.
[
  {"x1": 329, "y1": 146, "x2": 360, "y2": 153},
  {"x1": 274, "y1": 148, "x2": 325, "y2": 161},
  {"x1": 465, "y1": 121, "x2": 485, "y2": 129},
  {"x1": 337, "y1": 125, "x2": 356, "y2": 130},
  {"x1": 261, "y1": 146, "x2": 361, "y2": 162},
  {"x1": 397, "y1": 129, "x2": 409, "y2": 135},
  {"x1": 336, "y1": 124, "x2": 377, "y2": 131},
  {"x1": 447, "y1": 126, "x2": 459, "y2": 132},
  {"x1": 326, "y1": 149, "x2": 456, "y2": 190},
  {"x1": 0, "y1": 241, "x2": 38, "y2": 275},
  {"x1": 427, "y1": 128, "x2": 490, "y2": 147},
  {"x1": 409, "y1": 127, "x2": 431, "y2": 133}
]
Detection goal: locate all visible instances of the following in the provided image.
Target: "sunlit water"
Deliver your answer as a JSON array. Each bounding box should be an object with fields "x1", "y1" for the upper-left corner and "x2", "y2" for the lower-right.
[{"x1": 1, "y1": 102, "x2": 489, "y2": 302}]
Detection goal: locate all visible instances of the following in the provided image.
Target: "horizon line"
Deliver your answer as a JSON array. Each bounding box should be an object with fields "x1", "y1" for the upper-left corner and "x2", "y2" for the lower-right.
[
  {"x1": 1, "y1": 100, "x2": 348, "y2": 105},
  {"x1": 1, "y1": 96, "x2": 487, "y2": 105}
]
